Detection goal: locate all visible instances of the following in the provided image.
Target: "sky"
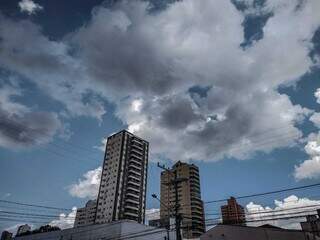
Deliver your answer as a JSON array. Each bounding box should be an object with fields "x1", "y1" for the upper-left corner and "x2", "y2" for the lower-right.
[{"x1": 0, "y1": 0, "x2": 320, "y2": 233}]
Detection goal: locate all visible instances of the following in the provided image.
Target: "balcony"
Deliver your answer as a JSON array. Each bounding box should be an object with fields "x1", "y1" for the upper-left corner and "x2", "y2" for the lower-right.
[
  {"x1": 191, "y1": 205, "x2": 203, "y2": 211},
  {"x1": 124, "y1": 212, "x2": 139, "y2": 218},
  {"x1": 128, "y1": 174, "x2": 140, "y2": 181},
  {"x1": 126, "y1": 198, "x2": 139, "y2": 204},
  {"x1": 191, "y1": 211, "x2": 204, "y2": 217},
  {"x1": 130, "y1": 149, "x2": 143, "y2": 157},
  {"x1": 127, "y1": 185, "x2": 140, "y2": 194},
  {"x1": 125, "y1": 207, "x2": 139, "y2": 214},
  {"x1": 128, "y1": 168, "x2": 141, "y2": 176},
  {"x1": 125, "y1": 204, "x2": 139, "y2": 211},
  {"x1": 128, "y1": 166, "x2": 141, "y2": 174},
  {"x1": 126, "y1": 191, "x2": 140, "y2": 199},
  {"x1": 132, "y1": 138, "x2": 143, "y2": 145},
  {"x1": 131, "y1": 143, "x2": 144, "y2": 151},
  {"x1": 129, "y1": 158, "x2": 141, "y2": 166},
  {"x1": 127, "y1": 179, "x2": 140, "y2": 187}
]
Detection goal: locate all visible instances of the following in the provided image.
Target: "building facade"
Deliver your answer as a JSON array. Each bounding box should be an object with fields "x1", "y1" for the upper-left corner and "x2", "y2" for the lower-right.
[
  {"x1": 300, "y1": 210, "x2": 320, "y2": 237},
  {"x1": 160, "y1": 161, "x2": 205, "y2": 239},
  {"x1": 95, "y1": 130, "x2": 149, "y2": 224},
  {"x1": 14, "y1": 220, "x2": 176, "y2": 240},
  {"x1": 200, "y1": 224, "x2": 319, "y2": 240},
  {"x1": 221, "y1": 197, "x2": 246, "y2": 225},
  {"x1": 74, "y1": 200, "x2": 97, "y2": 227}
]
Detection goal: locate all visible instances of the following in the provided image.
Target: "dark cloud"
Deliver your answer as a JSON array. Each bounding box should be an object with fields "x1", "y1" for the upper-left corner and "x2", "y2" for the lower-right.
[
  {"x1": 0, "y1": 111, "x2": 61, "y2": 149},
  {"x1": 0, "y1": 0, "x2": 319, "y2": 162},
  {"x1": 0, "y1": 81, "x2": 61, "y2": 149},
  {"x1": 157, "y1": 97, "x2": 203, "y2": 129},
  {"x1": 70, "y1": 2, "x2": 184, "y2": 97}
]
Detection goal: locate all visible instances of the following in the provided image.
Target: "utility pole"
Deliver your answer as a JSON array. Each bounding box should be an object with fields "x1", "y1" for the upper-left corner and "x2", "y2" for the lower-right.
[
  {"x1": 157, "y1": 162, "x2": 188, "y2": 240},
  {"x1": 151, "y1": 194, "x2": 171, "y2": 240}
]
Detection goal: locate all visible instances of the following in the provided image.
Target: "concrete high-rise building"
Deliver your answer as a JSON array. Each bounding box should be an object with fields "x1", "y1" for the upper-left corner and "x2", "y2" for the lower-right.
[
  {"x1": 160, "y1": 161, "x2": 205, "y2": 239},
  {"x1": 95, "y1": 130, "x2": 149, "y2": 224},
  {"x1": 74, "y1": 200, "x2": 97, "y2": 228},
  {"x1": 221, "y1": 197, "x2": 246, "y2": 225}
]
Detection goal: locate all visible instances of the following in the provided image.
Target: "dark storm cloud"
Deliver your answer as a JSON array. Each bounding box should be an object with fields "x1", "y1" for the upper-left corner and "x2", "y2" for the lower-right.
[
  {"x1": 157, "y1": 97, "x2": 203, "y2": 130},
  {"x1": 70, "y1": 2, "x2": 186, "y2": 97},
  {"x1": 0, "y1": 111, "x2": 61, "y2": 149},
  {"x1": 0, "y1": 81, "x2": 62, "y2": 149}
]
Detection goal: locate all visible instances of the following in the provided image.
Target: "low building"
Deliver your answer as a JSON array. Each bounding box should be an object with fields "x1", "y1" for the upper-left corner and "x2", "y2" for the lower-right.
[
  {"x1": 301, "y1": 209, "x2": 320, "y2": 237},
  {"x1": 200, "y1": 224, "x2": 320, "y2": 240},
  {"x1": 148, "y1": 218, "x2": 173, "y2": 229},
  {"x1": 14, "y1": 220, "x2": 176, "y2": 240},
  {"x1": 149, "y1": 219, "x2": 162, "y2": 228},
  {"x1": 1, "y1": 231, "x2": 13, "y2": 240},
  {"x1": 16, "y1": 225, "x2": 31, "y2": 237},
  {"x1": 221, "y1": 197, "x2": 246, "y2": 225},
  {"x1": 74, "y1": 199, "x2": 97, "y2": 227}
]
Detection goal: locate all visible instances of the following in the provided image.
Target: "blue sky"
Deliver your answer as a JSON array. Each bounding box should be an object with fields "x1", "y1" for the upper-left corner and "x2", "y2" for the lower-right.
[{"x1": 0, "y1": 0, "x2": 320, "y2": 232}]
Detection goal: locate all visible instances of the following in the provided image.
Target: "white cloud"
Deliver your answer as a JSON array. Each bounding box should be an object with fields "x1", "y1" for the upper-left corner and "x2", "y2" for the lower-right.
[
  {"x1": 1, "y1": 0, "x2": 320, "y2": 161},
  {"x1": 18, "y1": 0, "x2": 43, "y2": 15},
  {"x1": 294, "y1": 133, "x2": 320, "y2": 180},
  {"x1": 310, "y1": 112, "x2": 320, "y2": 128},
  {"x1": 131, "y1": 99, "x2": 143, "y2": 112},
  {"x1": 94, "y1": 137, "x2": 108, "y2": 152},
  {"x1": 49, "y1": 207, "x2": 76, "y2": 229},
  {"x1": 315, "y1": 88, "x2": 320, "y2": 104},
  {"x1": 246, "y1": 195, "x2": 320, "y2": 229},
  {"x1": 295, "y1": 87, "x2": 320, "y2": 180},
  {"x1": 68, "y1": 167, "x2": 101, "y2": 198}
]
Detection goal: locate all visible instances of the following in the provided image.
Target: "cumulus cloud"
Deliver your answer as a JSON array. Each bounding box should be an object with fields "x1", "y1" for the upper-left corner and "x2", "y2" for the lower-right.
[
  {"x1": 294, "y1": 132, "x2": 320, "y2": 180},
  {"x1": 315, "y1": 88, "x2": 320, "y2": 104},
  {"x1": 49, "y1": 207, "x2": 76, "y2": 229},
  {"x1": 18, "y1": 0, "x2": 43, "y2": 15},
  {"x1": 1, "y1": 0, "x2": 320, "y2": 161},
  {"x1": 295, "y1": 88, "x2": 320, "y2": 180},
  {"x1": 101, "y1": 0, "x2": 317, "y2": 161},
  {"x1": 246, "y1": 195, "x2": 320, "y2": 229},
  {"x1": 68, "y1": 167, "x2": 101, "y2": 198},
  {"x1": 0, "y1": 15, "x2": 106, "y2": 121},
  {"x1": 310, "y1": 112, "x2": 320, "y2": 128},
  {"x1": 0, "y1": 81, "x2": 62, "y2": 149}
]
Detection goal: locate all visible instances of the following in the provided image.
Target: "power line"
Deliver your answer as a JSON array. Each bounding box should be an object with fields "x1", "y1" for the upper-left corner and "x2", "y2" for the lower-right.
[
  {"x1": 0, "y1": 200, "x2": 72, "y2": 211},
  {"x1": 205, "y1": 202, "x2": 320, "y2": 216},
  {"x1": 205, "y1": 182, "x2": 320, "y2": 204},
  {"x1": 0, "y1": 210, "x2": 75, "y2": 219},
  {"x1": 0, "y1": 120, "x2": 101, "y2": 166}
]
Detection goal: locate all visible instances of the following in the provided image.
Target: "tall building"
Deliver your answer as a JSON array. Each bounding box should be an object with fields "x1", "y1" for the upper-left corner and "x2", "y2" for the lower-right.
[
  {"x1": 74, "y1": 200, "x2": 97, "y2": 228},
  {"x1": 95, "y1": 130, "x2": 149, "y2": 224},
  {"x1": 160, "y1": 161, "x2": 205, "y2": 239},
  {"x1": 221, "y1": 197, "x2": 246, "y2": 225}
]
